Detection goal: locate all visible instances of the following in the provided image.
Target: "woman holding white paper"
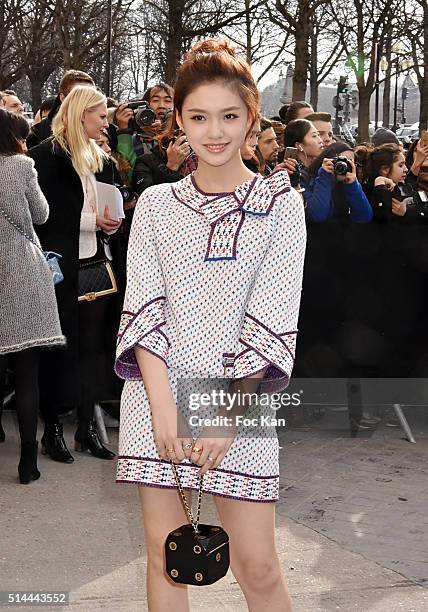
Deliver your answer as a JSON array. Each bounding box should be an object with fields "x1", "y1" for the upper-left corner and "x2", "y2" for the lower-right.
[{"x1": 29, "y1": 86, "x2": 121, "y2": 464}]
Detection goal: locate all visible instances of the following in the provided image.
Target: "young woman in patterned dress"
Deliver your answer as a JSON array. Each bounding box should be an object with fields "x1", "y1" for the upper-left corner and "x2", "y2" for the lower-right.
[{"x1": 115, "y1": 39, "x2": 306, "y2": 611}]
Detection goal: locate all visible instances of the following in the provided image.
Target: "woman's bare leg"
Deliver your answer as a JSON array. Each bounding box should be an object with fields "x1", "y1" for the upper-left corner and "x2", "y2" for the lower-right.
[
  {"x1": 138, "y1": 485, "x2": 192, "y2": 612},
  {"x1": 213, "y1": 496, "x2": 293, "y2": 612}
]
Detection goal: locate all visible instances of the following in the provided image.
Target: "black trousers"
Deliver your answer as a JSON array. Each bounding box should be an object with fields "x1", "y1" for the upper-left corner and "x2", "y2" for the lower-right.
[{"x1": 0, "y1": 348, "x2": 39, "y2": 444}]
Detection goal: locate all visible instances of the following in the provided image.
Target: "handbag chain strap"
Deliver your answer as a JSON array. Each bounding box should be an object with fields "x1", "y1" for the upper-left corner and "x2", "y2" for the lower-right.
[
  {"x1": 169, "y1": 459, "x2": 203, "y2": 535},
  {"x1": 0, "y1": 205, "x2": 43, "y2": 253}
]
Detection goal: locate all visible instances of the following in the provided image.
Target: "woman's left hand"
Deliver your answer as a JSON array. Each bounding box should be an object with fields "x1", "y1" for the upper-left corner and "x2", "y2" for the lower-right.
[
  {"x1": 96, "y1": 206, "x2": 122, "y2": 232},
  {"x1": 344, "y1": 158, "x2": 357, "y2": 184}
]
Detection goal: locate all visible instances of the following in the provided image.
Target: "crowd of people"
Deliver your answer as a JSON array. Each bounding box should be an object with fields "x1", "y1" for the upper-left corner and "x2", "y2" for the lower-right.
[{"x1": 1, "y1": 65, "x2": 428, "y2": 484}]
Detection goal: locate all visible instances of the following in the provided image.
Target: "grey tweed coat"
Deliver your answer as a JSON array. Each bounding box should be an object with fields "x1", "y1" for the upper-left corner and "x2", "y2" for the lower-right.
[{"x1": 0, "y1": 154, "x2": 65, "y2": 354}]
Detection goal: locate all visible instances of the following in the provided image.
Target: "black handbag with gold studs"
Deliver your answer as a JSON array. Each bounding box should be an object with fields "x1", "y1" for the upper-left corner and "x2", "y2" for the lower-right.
[{"x1": 165, "y1": 460, "x2": 230, "y2": 586}]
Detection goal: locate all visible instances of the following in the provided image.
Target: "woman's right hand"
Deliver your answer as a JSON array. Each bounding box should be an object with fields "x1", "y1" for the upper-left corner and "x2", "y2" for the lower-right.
[
  {"x1": 275, "y1": 158, "x2": 297, "y2": 175},
  {"x1": 322, "y1": 158, "x2": 334, "y2": 174},
  {"x1": 151, "y1": 402, "x2": 194, "y2": 464}
]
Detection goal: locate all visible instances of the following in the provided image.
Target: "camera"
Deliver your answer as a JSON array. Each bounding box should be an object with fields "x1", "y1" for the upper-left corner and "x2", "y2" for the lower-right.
[
  {"x1": 333, "y1": 156, "x2": 352, "y2": 176},
  {"x1": 117, "y1": 185, "x2": 134, "y2": 205},
  {"x1": 170, "y1": 128, "x2": 183, "y2": 143},
  {"x1": 126, "y1": 100, "x2": 157, "y2": 131}
]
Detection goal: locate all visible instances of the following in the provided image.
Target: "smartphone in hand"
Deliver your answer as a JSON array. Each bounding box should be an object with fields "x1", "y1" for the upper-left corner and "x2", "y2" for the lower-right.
[{"x1": 284, "y1": 147, "x2": 299, "y2": 160}]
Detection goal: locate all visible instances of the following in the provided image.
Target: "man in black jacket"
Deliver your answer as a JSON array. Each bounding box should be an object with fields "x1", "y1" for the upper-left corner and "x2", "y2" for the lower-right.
[{"x1": 27, "y1": 70, "x2": 95, "y2": 148}]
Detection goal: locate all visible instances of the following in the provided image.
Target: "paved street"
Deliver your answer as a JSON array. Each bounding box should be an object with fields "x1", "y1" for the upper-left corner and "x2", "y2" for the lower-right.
[
  {"x1": 278, "y1": 407, "x2": 428, "y2": 587},
  {"x1": 0, "y1": 407, "x2": 427, "y2": 611}
]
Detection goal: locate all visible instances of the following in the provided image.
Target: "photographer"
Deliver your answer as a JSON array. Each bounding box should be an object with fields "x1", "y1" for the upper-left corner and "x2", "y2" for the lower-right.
[
  {"x1": 304, "y1": 142, "x2": 372, "y2": 223},
  {"x1": 132, "y1": 114, "x2": 192, "y2": 194},
  {"x1": 293, "y1": 142, "x2": 372, "y2": 434},
  {"x1": 114, "y1": 83, "x2": 174, "y2": 177}
]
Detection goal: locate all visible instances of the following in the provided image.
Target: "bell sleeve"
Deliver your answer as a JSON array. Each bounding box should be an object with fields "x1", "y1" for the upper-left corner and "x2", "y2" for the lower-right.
[
  {"x1": 115, "y1": 189, "x2": 169, "y2": 379},
  {"x1": 233, "y1": 188, "x2": 306, "y2": 391}
]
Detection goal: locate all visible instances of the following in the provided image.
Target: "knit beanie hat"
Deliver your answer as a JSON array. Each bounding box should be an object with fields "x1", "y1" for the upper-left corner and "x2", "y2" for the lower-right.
[{"x1": 372, "y1": 127, "x2": 400, "y2": 147}]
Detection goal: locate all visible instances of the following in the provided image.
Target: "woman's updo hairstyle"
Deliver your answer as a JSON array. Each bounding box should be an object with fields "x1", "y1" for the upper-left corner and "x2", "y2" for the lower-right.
[{"x1": 173, "y1": 38, "x2": 259, "y2": 135}]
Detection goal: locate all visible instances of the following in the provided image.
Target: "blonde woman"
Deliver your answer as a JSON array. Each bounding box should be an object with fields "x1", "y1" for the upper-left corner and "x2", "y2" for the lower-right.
[{"x1": 29, "y1": 86, "x2": 121, "y2": 464}]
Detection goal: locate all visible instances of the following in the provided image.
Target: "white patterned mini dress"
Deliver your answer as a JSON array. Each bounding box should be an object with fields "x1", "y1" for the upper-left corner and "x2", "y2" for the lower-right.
[{"x1": 115, "y1": 169, "x2": 306, "y2": 502}]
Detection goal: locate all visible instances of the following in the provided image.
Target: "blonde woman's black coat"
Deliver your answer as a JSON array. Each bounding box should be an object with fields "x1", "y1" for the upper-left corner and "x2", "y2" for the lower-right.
[
  {"x1": 28, "y1": 139, "x2": 84, "y2": 408},
  {"x1": 28, "y1": 138, "x2": 120, "y2": 410}
]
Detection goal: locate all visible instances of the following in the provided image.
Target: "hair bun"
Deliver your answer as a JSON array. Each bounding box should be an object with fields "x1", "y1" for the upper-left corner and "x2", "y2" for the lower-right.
[
  {"x1": 185, "y1": 38, "x2": 238, "y2": 61},
  {"x1": 174, "y1": 36, "x2": 259, "y2": 129}
]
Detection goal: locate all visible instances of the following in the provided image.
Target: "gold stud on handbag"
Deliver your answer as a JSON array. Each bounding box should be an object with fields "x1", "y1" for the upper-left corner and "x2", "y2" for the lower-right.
[{"x1": 164, "y1": 460, "x2": 230, "y2": 586}]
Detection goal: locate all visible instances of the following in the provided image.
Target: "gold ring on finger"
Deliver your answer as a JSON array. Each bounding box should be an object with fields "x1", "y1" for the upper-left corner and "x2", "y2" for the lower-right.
[
  {"x1": 167, "y1": 448, "x2": 175, "y2": 453},
  {"x1": 192, "y1": 446, "x2": 202, "y2": 454}
]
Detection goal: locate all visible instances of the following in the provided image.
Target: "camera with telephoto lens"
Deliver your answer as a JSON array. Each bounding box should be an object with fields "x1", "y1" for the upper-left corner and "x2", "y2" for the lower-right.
[
  {"x1": 126, "y1": 100, "x2": 157, "y2": 132},
  {"x1": 333, "y1": 156, "x2": 352, "y2": 176}
]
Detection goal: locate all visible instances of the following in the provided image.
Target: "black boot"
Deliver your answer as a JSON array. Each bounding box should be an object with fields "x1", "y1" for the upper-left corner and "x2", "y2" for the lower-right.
[
  {"x1": 41, "y1": 423, "x2": 74, "y2": 463},
  {"x1": 74, "y1": 420, "x2": 116, "y2": 460},
  {"x1": 18, "y1": 441, "x2": 41, "y2": 484},
  {"x1": 0, "y1": 416, "x2": 5, "y2": 443}
]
